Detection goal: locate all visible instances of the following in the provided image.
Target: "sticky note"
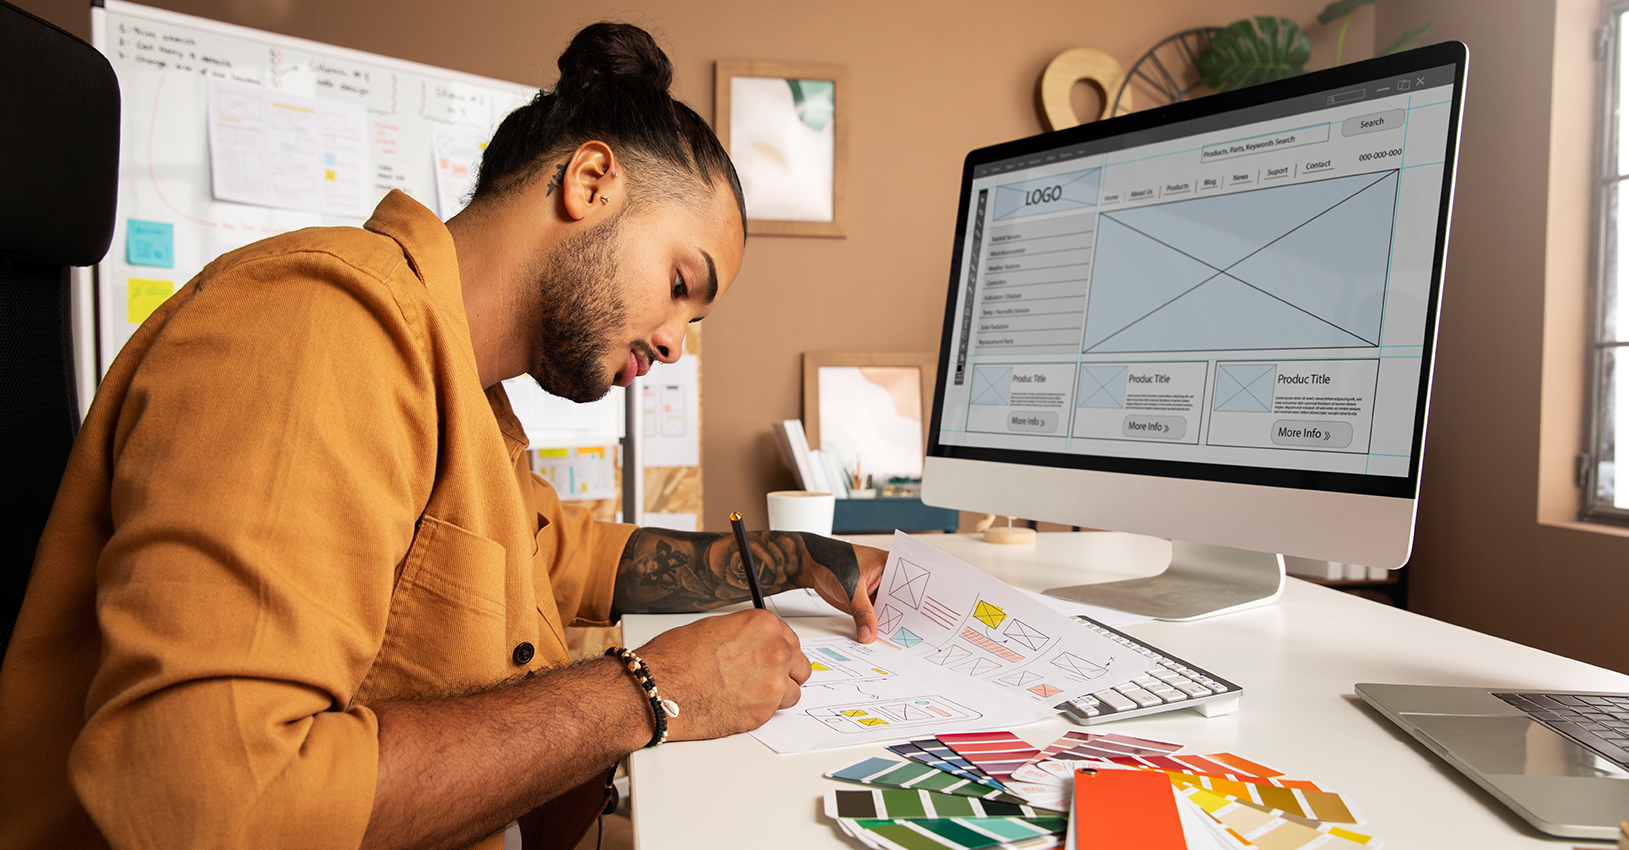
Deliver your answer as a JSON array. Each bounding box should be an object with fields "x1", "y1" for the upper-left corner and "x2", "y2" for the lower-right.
[
  {"x1": 126, "y1": 220, "x2": 175, "y2": 268},
  {"x1": 128, "y1": 279, "x2": 174, "y2": 324}
]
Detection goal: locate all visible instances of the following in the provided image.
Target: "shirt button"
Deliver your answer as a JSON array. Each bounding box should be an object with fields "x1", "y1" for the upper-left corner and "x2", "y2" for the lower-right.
[{"x1": 512, "y1": 642, "x2": 535, "y2": 665}]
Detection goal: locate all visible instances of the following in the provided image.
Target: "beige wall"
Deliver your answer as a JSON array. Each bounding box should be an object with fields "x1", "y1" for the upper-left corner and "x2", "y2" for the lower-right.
[
  {"x1": 21, "y1": 0, "x2": 1368, "y2": 525},
  {"x1": 27, "y1": 0, "x2": 1629, "y2": 674},
  {"x1": 1372, "y1": 0, "x2": 1629, "y2": 674}
]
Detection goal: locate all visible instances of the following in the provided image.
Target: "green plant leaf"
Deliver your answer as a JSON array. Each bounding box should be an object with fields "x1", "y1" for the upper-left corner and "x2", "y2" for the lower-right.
[
  {"x1": 1378, "y1": 22, "x2": 1433, "y2": 56},
  {"x1": 1317, "y1": 0, "x2": 1373, "y2": 25},
  {"x1": 1196, "y1": 16, "x2": 1313, "y2": 93}
]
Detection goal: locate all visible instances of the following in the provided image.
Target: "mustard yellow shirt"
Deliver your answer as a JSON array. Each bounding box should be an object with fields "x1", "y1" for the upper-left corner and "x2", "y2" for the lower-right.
[{"x1": 0, "y1": 191, "x2": 635, "y2": 850}]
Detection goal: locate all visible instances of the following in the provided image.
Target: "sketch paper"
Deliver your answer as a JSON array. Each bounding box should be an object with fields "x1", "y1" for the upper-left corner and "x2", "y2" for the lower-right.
[
  {"x1": 750, "y1": 536, "x2": 1152, "y2": 753},
  {"x1": 875, "y1": 533, "x2": 1154, "y2": 705},
  {"x1": 207, "y1": 80, "x2": 370, "y2": 217},
  {"x1": 767, "y1": 588, "x2": 847, "y2": 617},
  {"x1": 750, "y1": 637, "x2": 1042, "y2": 754}
]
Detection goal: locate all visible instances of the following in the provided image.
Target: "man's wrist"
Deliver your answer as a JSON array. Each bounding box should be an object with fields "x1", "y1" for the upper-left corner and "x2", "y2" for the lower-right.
[
  {"x1": 593, "y1": 655, "x2": 662, "y2": 752},
  {"x1": 603, "y1": 647, "x2": 679, "y2": 748}
]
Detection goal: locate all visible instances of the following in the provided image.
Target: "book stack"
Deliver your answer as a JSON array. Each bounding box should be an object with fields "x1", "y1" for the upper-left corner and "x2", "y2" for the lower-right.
[
  {"x1": 820, "y1": 729, "x2": 1380, "y2": 849},
  {"x1": 771, "y1": 419, "x2": 845, "y2": 497}
]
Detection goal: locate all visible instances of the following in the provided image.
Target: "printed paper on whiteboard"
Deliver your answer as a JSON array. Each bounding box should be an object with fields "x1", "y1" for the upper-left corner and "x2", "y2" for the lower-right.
[
  {"x1": 640, "y1": 357, "x2": 699, "y2": 468},
  {"x1": 533, "y1": 446, "x2": 617, "y2": 501},
  {"x1": 207, "y1": 79, "x2": 370, "y2": 217},
  {"x1": 431, "y1": 122, "x2": 488, "y2": 218}
]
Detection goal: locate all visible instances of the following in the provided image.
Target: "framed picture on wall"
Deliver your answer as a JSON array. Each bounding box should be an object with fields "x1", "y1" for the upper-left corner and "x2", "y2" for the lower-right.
[
  {"x1": 714, "y1": 60, "x2": 849, "y2": 238},
  {"x1": 802, "y1": 352, "x2": 936, "y2": 484}
]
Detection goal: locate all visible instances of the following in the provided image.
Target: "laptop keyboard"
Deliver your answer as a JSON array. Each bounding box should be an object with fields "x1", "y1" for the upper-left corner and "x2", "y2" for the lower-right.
[
  {"x1": 1054, "y1": 615, "x2": 1243, "y2": 725},
  {"x1": 1493, "y1": 691, "x2": 1629, "y2": 769}
]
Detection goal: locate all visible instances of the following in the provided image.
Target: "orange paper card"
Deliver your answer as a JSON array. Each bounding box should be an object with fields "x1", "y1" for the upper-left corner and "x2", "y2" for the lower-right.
[{"x1": 1072, "y1": 768, "x2": 1187, "y2": 849}]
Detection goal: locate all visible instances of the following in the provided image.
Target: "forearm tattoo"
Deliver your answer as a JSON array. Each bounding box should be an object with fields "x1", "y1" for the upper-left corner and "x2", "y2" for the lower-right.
[{"x1": 612, "y1": 528, "x2": 861, "y2": 615}]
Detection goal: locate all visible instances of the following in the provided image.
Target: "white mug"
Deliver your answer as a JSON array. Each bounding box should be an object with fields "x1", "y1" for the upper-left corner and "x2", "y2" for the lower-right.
[{"x1": 766, "y1": 490, "x2": 836, "y2": 537}]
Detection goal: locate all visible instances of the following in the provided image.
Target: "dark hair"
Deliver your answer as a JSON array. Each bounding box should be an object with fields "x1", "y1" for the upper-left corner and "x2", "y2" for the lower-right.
[{"x1": 472, "y1": 22, "x2": 745, "y2": 231}]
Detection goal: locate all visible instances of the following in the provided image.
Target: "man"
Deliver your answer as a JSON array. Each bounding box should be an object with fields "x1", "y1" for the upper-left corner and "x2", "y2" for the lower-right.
[{"x1": 0, "y1": 22, "x2": 885, "y2": 850}]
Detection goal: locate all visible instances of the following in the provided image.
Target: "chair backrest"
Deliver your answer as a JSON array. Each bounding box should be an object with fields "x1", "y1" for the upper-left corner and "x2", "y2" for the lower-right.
[{"x1": 0, "y1": 0, "x2": 119, "y2": 657}]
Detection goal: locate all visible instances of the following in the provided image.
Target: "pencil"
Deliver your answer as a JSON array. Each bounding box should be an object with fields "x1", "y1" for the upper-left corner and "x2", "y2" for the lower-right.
[{"x1": 729, "y1": 512, "x2": 767, "y2": 609}]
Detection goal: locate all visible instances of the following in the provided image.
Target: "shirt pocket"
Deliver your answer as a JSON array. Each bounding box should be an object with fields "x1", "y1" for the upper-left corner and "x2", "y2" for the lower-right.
[{"x1": 357, "y1": 515, "x2": 511, "y2": 702}]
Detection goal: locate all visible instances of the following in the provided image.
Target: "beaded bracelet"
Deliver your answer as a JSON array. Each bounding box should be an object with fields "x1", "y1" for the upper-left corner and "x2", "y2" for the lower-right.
[{"x1": 605, "y1": 646, "x2": 680, "y2": 748}]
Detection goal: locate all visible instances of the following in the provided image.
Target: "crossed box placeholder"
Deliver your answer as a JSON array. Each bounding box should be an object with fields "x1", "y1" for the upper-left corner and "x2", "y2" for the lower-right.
[{"x1": 1082, "y1": 171, "x2": 1399, "y2": 355}]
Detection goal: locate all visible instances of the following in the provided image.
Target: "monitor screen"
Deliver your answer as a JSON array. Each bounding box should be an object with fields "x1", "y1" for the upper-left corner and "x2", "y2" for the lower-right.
[{"x1": 924, "y1": 44, "x2": 1466, "y2": 572}]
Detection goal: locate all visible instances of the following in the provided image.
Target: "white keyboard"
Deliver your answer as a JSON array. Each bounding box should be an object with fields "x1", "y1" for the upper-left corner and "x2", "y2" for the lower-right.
[{"x1": 1055, "y1": 615, "x2": 1243, "y2": 724}]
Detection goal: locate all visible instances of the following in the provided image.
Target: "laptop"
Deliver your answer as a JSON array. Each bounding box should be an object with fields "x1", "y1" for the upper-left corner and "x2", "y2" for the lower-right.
[{"x1": 1356, "y1": 683, "x2": 1629, "y2": 839}]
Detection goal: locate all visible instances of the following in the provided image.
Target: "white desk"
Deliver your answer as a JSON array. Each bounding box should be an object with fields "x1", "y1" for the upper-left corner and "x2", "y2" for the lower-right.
[{"x1": 623, "y1": 533, "x2": 1629, "y2": 849}]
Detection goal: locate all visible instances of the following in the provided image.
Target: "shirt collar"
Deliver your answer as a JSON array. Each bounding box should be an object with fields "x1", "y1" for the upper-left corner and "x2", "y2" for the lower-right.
[{"x1": 363, "y1": 190, "x2": 467, "y2": 327}]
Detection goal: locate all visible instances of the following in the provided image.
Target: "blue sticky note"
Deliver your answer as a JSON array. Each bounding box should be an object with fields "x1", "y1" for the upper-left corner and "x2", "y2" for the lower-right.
[{"x1": 126, "y1": 220, "x2": 174, "y2": 268}]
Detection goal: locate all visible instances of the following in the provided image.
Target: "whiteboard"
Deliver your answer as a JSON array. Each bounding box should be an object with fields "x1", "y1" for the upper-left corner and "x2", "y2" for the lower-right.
[
  {"x1": 88, "y1": 0, "x2": 626, "y2": 447},
  {"x1": 89, "y1": 0, "x2": 536, "y2": 372}
]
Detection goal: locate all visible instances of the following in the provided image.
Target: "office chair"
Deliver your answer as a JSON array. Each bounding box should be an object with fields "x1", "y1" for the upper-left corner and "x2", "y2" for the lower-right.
[{"x1": 0, "y1": 0, "x2": 119, "y2": 657}]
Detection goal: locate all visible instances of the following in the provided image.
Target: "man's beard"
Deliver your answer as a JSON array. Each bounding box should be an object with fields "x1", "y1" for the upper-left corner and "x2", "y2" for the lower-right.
[{"x1": 527, "y1": 211, "x2": 629, "y2": 403}]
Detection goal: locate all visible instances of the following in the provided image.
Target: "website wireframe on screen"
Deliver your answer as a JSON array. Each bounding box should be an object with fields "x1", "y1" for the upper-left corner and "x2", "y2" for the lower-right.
[{"x1": 939, "y1": 66, "x2": 1456, "y2": 479}]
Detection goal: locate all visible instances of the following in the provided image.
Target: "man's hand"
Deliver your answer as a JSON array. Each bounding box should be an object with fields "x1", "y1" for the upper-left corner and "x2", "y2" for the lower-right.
[
  {"x1": 636, "y1": 609, "x2": 810, "y2": 740},
  {"x1": 797, "y1": 540, "x2": 887, "y2": 643}
]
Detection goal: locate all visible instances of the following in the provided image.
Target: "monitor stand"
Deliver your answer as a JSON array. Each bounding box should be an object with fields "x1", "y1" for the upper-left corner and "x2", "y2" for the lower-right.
[{"x1": 1043, "y1": 541, "x2": 1286, "y2": 621}]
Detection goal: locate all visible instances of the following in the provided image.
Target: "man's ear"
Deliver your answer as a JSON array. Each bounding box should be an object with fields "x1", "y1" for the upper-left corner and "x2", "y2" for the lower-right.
[{"x1": 560, "y1": 141, "x2": 619, "y2": 222}]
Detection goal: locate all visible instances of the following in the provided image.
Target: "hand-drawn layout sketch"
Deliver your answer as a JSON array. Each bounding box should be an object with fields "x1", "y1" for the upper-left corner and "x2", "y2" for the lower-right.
[
  {"x1": 750, "y1": 535, "x2": 1156, "y2": 753},
  {"x1": 751, "y1": 636, "x2": 1038, "y2": 754},
  {"x1": 808, "y1": 695, "x2": 981, "y2": 733},
  {"x1": 875, "y1": 533, "x2": 1154, "y2": 704}
]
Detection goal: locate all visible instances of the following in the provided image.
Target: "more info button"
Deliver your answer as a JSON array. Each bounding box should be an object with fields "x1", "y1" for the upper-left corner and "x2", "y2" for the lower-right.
[
  {"x1": 1121, "y1": 415, "x2": 1186, "y2": 440},
  {"x1": 1270, "y1": 419, "x2": 1353, "y2": 448}
]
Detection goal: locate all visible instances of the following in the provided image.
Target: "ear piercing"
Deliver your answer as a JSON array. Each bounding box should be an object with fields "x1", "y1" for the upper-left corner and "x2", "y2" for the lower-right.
[{"x1": 601, "y1": 196, "x2": 610, "y2": 204}]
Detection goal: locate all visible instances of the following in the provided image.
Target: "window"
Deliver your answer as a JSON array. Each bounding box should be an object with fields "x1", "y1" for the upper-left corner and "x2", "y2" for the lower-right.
[{"x1": 1586, "y1": 0, "x2": 1629, "y2": 522}]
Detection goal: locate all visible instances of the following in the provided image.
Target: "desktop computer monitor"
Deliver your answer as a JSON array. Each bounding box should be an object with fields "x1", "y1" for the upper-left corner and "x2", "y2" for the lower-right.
[{"x1": 921, "y1": 43, "x2": 1467, "y2": 620}]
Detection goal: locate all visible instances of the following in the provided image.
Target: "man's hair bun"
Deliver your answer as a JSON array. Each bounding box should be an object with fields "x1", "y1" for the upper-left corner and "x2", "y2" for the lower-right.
[
  {"x1": 470, "y1": 21, "x2": 743, "y2": 231},
  {"x1": 554, "y1": 22, "x2": 674, "y2": 97}
]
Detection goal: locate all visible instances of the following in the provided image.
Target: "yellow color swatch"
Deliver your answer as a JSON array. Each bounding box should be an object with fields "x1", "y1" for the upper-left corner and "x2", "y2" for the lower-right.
[
  {"x1": 858, "y1": 717, "x2": 888, "y2": 727},
  {"x1": 840, "y1": 709, "x2": 867, "y2": 717},
  {"x1": 127, "y1": 278, "x2": 174, "y2": 324}
]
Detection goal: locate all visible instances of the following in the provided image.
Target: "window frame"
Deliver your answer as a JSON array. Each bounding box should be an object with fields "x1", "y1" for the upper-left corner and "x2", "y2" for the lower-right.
[{"x1": 1584, "y1": 0, "x2": 1629, "y2": 524}]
